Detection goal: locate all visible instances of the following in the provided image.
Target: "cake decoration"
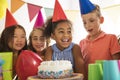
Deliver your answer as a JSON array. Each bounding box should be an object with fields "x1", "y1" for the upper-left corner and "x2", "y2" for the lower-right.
[{"x1": 38, "y1": 60, "x2": 73, "y2": 79}]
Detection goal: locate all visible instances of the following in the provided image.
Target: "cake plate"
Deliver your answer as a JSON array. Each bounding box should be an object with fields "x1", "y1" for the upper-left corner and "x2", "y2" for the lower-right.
[{"x1": 27, "y1": 73, "x2": 83, "y2": 80}]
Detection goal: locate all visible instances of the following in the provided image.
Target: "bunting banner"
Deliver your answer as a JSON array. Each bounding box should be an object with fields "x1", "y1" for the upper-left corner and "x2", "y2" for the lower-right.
[
  {"x1": 44, "y1": 8, "x2": 53, "y2": 18},
  {"x1": 34, "y1": 10, "x2": 44, "y2": 28},
  {"x1": 27, "y1": 3, "x2": 41, "y2": 22},
  {"x1": 0, "y1": 0, "x2": 8, "y2": 19},
  {"x1": 44, "y1": 7, "x2": 79, "y2": 23},
  {"x1": 11, "y1": 0, "x2": 25, "y2": 13}
]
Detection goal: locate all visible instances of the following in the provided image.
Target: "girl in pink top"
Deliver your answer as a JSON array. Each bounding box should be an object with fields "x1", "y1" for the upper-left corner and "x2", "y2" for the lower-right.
[{"x1": 79, "y1": 4, "x2": 120, "y2": 79}]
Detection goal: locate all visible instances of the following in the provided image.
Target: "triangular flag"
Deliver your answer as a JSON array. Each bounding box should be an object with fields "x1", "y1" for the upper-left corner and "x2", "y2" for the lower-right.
[
  {"x1": 44, "y1": 8, "x2": 53, "y2": 18},
  {"x1": 11, "y1": 0, "x2": 25, "y2": 13},
  {"x1": 33, "y1": 10, "x2": 44, "y2": 28},
  {"x1": 79, "y1": 0, "x2": 96, "y2": 14},
  {"x1": 52, "y1": 0, "x2": 67, "y2": 22},
  {"x1": 27, "y1": 3, "x2": 41, "y2": 22},
  {"x1": 5, "y1": 9, "x2": 17, "y2": 28}
]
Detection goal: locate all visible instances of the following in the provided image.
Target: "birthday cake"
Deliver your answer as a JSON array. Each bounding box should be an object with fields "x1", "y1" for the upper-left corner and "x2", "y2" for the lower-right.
[{"x1": 38, "y1": 60, "x2": 73, "y2": 79}]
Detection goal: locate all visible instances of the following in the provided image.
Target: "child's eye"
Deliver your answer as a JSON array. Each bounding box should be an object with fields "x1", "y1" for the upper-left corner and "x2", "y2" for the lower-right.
[
  {"x1": 13, "y1": 35, "x2": 17, "y2": 38},
  {"x1": 21, "y1": 35, "x2": 26, "y2": 38},
  {"x1": 90, "y1": 19, "x2": 94, "y2": 22},
  {"x1": 59, "y1": 31, "x2": 64, "y2": 33},
  {"x1": 40, "y1": 37, "x2": 45, "y2": 42},
  {"x1": 68, "y1": 31, "x2": 71, "y2": 34},
  {"x1": 32, "y1": 38, "x2": 38, "y2": 40}
]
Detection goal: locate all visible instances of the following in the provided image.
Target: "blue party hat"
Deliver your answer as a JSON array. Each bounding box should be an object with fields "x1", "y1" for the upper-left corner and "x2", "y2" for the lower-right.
[{"x1": 79, "y1": 0, "x2": 96, "y2": 14}]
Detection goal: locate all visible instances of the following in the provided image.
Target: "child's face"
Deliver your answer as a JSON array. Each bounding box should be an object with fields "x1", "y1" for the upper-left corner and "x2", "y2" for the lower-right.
[
  {"x1": 31, "y1": 29, "x2": 46, "y2": 53},
  {"x1": 52, "y1": 22, "x2": 72, "y2": 50},
  {"x1": 8, "y1": 28, "x2": 26, "y2": 52},
  {"x1": 81, "y1": 12, "x2": 103, "y2": 37}
]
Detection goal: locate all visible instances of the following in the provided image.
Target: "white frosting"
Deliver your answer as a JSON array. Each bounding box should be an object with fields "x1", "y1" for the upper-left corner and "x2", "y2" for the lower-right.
[{"x1": 38, "y1": 60, "x2": 72, "y2": 72}]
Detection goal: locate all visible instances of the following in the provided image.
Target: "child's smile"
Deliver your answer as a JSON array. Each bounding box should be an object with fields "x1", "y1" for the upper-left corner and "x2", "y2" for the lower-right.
[
  {"x1": 62, "y1": 38, "x2": 69, "y2": 42},
  {"x1": 88, "y1": 28, "x2": 93, "y2": 33}
]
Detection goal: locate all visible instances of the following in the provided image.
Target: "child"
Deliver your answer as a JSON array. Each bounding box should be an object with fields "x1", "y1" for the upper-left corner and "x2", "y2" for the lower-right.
[
  {"x1": 44, "y1": 17, "x2": 86, "y2": 76},
  {"x1": 0, "y1": 24, "x2": 27, "y2": 79},
  {"x1": 28, "y1": 27, "x2": 50, "y2": 60},
  {"x1": 79, "y1": 0, "x2": 120, "y2": 78},
  {"x1": 44, "y1": 1, "x2": 86, "y2": 80}
]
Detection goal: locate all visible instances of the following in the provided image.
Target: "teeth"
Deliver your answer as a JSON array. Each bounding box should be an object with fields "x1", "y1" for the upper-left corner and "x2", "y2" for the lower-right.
[
  {"x1": 36, "y1": 44, "x2": 44, "y2": 47},
  {"x1": 62, "y1": 39, "x2": 68, "y2": 42}
]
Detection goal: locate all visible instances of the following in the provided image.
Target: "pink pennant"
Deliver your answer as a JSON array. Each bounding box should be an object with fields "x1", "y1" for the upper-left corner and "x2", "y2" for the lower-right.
[
  {"x1": 27, "y1": 3, "x2": 41, "y2": 22},
  {"x1": 33, "y1": 10, "x2": 44, "y2": 28}
]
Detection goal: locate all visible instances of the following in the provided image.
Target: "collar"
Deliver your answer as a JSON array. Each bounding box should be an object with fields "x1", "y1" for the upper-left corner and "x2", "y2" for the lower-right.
[{"x1": 86, "y1": 31, "x2": 106, "y2": 41}]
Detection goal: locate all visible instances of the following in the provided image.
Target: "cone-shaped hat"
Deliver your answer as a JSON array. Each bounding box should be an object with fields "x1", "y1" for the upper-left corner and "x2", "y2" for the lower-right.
[
  {"x1": 52, "y1": 0, "x2": 67, "y2": 22},
  {"x1": 79, "y1": 0, "x2": 96, "y2": 14},
  {"x1": 5, "y1": 9, "x2": 17, "y2": 28},
  {"x1": 33, "y1": 10, "x2": 44, "y2": 28}
]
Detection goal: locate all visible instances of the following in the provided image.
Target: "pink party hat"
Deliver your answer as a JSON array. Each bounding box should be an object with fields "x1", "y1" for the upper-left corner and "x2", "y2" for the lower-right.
[
  {"x1": 33, "y1": 10, "x2": 44, "y2": 28},
  {"x1": 79, "y1": 0, "x2": 96, "y2": 14},
  {"x1": 52, "y1": 0, "x2": 67, "y2": 22},
  {"x1": 5, "y1": 8, "x2": 17, "y2": 28}
]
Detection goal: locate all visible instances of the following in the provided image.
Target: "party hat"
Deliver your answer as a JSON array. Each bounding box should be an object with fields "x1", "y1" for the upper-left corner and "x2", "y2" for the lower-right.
[
  {"x1": 52, "y1": 0, "x2": 67, "y2": 22},
  {"x1": 79, "y1": 0, "x2": 96, "y2": 14},
  {"x1": 5, "y1": 8, "x2": 17, "y2": 28},
  {"x1": 33, "y1": 10, "x2": 44, "y2": 28}
]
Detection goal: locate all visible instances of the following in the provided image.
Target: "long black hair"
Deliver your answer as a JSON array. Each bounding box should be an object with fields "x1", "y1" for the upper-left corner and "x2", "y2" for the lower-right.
[{"x1": 0, "y1": 24, "x2": 27, "y2": 53}]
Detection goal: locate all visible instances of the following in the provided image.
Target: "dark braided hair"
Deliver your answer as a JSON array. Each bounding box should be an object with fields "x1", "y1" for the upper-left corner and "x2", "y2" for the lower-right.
[{"x1": 44, "y1": 17, "x2": 72, "y2": 39}]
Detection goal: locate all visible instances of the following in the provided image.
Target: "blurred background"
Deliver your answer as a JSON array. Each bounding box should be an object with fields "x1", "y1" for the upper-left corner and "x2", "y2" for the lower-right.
[{"x1": 0, "y1": 0, "x2": 120, "y2": 44}]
